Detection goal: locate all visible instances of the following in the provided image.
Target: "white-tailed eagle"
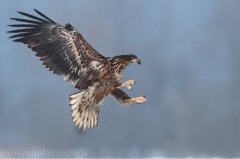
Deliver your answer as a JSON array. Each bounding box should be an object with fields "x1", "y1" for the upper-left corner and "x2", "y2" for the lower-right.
[{"x1": 8, "y1": 9, "x2": 147, "y2": 130}]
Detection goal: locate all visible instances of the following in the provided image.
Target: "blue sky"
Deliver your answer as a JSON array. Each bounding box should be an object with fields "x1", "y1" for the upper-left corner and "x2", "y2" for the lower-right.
[{"x1": 1, "y1": 0, "x2": 240, "y2": 157}]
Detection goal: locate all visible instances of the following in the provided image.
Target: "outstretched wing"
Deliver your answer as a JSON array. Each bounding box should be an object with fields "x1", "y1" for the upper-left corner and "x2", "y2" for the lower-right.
[{"x1": 8, "y1": 9, "x2": 107, "y2": 85}]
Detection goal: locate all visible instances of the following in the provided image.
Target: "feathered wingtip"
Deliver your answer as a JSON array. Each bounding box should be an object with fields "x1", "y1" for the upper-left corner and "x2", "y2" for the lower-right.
[
  {"x1": 8, "y1": 8, "x2": 56, "y2": 25},
  {"x1": 33, "y1": 9, "x2": 56, "y2": 23},
  {"x1": 7, "y1": 9, "x2": 56, "y2": 40}
]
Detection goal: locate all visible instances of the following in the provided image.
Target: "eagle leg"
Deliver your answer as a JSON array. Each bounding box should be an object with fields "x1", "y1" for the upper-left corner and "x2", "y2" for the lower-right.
[
  {"x1": 117, "y1": 80, "x2": 135, "y2": 90},
  {"x1": 111, "y1": 88, "x2": 146, "y2": 105},
  {"x1": 130, "y1": 96, "x2": 147, "y2": 104}
]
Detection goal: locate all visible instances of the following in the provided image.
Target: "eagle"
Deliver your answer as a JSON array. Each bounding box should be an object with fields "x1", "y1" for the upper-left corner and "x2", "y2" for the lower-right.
[{"x1": 8, "y1": 9, "x2": 147, "y2": 130}]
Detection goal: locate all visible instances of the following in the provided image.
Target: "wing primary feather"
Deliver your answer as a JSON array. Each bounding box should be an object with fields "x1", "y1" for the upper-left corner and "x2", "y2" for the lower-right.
[
  {"x1": 17, "y1": 11, "x2": 48, "y2": 22},
  {"x1": 8, "y1": 24, "x2": 37, "y2": 27},
  {"x1": 10, "y1": 18, "x2": 41, "y2": 24},
  {"x1": 14, "y1": 35, "x2": 46, "y2": 43},
  {"x1": 34, "y1": 9, "x2": 56, "y2": 23},
  {"x1": 9, "y1": 32, "x2": 39, "y2": 38},
  {"x1": 7, "y1": 28, "x2": 36, "y2": 33}
]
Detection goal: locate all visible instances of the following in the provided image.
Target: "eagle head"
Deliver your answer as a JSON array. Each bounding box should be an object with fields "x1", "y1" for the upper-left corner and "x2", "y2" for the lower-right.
[
  {"x1": 125, "y1": 54, "x2": 141, "y2": 65},
  {"x1": 113, "y1": 54, "x2": 141, "y2": 65},
  {"x1": 109, "y1": 54, "x2": 141, "y2": 76}
]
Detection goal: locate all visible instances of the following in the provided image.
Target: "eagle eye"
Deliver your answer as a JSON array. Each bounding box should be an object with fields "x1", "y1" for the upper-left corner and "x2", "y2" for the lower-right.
[{"x1": 130, "y1": 56, "x2": 135, "y2": 60}]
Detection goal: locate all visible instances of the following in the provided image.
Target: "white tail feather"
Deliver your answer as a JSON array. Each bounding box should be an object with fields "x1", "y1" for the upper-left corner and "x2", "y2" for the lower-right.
[{"x1": 69, "y1": 90, "x2": 99, "y2": 130}]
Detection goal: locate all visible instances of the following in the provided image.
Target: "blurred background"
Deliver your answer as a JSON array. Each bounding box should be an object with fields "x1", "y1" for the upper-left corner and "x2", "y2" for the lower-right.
[{"x1": 1, "y1": 0, "x2": 240, "y2": 158}]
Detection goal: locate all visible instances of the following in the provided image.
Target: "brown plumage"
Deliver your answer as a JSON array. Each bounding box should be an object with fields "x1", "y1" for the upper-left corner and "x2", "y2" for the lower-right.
[{"x1": 8, "y1": 9, "x2": 147, "y2": 130}]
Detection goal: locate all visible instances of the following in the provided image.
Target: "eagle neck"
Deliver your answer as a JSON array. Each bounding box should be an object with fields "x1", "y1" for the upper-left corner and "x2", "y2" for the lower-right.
[{"x1": 108, "y1": 58, "x2": 127, "y2": 80}]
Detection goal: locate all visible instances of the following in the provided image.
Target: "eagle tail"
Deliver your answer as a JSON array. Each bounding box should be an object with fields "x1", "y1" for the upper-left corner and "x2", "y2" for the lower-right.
[{"x1": 69, "y1": 90, "x2": 99, "y2": 130}]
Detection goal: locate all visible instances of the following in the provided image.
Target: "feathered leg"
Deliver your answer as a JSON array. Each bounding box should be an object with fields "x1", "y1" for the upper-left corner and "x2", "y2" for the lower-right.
[
  {"x1": 117, "y1": 80, "x2": 135, "y2": 90},
  {"x1": 111, "y1": 88, "x2": 146, "y2": 105}
]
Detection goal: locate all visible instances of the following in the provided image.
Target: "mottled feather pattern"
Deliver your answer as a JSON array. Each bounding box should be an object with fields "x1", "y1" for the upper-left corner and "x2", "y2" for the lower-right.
[
  {"x1": 69, "y1": 80, "x2": 114, "y2": 130},
  {"x1": 8, "y1": 9, "x2": 145, "y2": 130}
]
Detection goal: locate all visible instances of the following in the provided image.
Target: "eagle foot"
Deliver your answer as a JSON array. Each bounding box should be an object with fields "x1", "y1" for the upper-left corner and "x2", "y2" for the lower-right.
[
  {"x1": 131, "y1": 96, "x2": 147, "y2": 104},
  {"x1": 119, "y1": 80, "x2": 135, "y2": 90}
]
